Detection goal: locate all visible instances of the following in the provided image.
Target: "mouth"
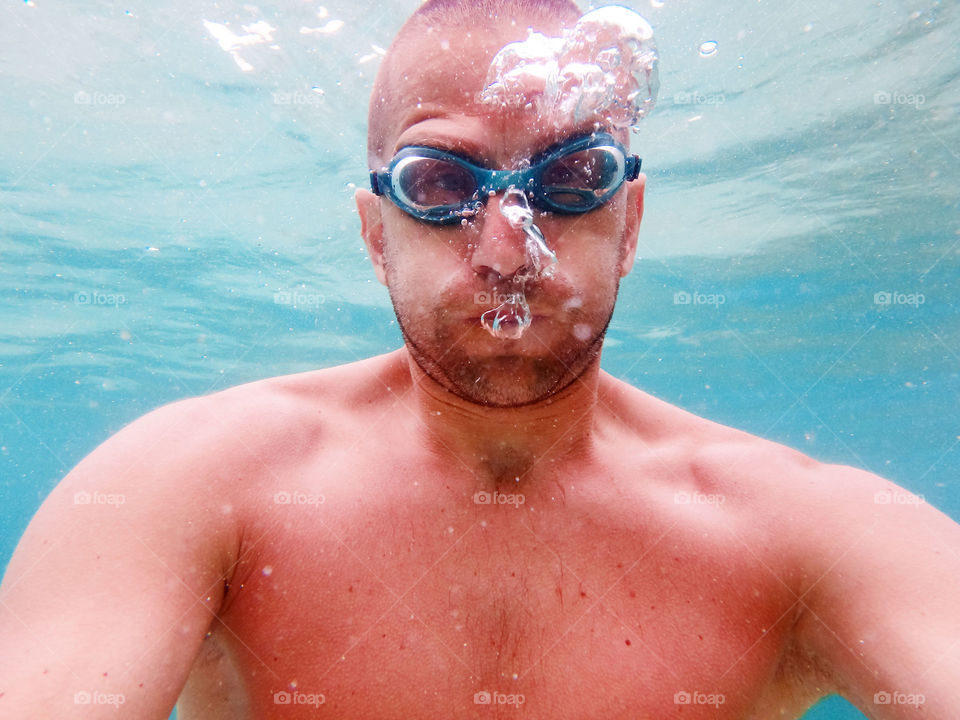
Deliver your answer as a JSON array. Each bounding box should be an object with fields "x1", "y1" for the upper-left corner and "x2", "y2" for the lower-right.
[{"x1": 467, "y1": 311, "x2": 550, "y2": 322}]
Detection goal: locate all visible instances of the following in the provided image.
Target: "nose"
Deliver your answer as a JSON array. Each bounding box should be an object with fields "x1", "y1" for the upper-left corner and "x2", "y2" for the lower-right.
[{"x1": 468, "y1": 195, "x2": 531, "y2": 280}]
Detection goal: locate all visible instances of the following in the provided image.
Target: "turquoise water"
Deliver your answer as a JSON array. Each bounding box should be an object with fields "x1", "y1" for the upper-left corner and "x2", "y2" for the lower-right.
[{"x1": 1, "y1": 1, "x2": 957, "y2": 718}]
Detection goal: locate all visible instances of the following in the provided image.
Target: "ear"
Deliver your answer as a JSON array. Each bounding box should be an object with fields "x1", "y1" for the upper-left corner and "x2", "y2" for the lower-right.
[
  {"x1": 356, "y1": 188, "x2": 388, "y2": 287},
  {"x1": 618, "y1": 174, "x2": 645, "y2": 278}
]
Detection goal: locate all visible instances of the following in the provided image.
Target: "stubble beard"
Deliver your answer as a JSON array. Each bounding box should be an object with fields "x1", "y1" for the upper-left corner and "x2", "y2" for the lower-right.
[{"x1": 389, "y1": 288, "x2": 618, "y2": 408}]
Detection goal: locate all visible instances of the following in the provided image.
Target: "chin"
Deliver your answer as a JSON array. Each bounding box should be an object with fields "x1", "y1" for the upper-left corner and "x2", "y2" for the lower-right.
[{"x1": 409, "y1": 328, "x2": 606, "y2": 408}]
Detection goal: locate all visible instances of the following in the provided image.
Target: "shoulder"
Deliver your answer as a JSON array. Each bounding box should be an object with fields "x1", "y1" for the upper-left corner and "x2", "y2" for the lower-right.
[
  {"x1": 598, "y1": 371, "x2": 897, "y2": 516},
  {"x1": 71, "y1": 351, "x2": 410, "y2": 493},
  {"x1": 599, "y1": 371, "x2": 815, "y2": 478}
]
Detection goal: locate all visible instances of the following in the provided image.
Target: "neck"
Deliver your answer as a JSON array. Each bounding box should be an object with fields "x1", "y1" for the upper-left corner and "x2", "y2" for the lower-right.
[{"x1": 399, "y1": 347, "x2": 604, "y2": 487}]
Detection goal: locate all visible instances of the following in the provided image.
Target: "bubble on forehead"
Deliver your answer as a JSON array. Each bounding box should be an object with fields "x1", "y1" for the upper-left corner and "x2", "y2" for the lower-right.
[{"x1": 479, "y1": 6, "x2": 659, "y2": 128}]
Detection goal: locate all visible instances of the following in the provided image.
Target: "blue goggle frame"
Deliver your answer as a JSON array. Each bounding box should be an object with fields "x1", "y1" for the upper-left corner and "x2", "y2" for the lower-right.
[{"x1": 369, "y1": 132, "x2": 641, "y2": 225}]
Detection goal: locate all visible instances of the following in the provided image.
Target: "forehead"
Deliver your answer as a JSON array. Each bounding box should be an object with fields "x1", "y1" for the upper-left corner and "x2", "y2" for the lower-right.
[{"x1": 376, "y1": 16, "x2": 580, "y2": 163}]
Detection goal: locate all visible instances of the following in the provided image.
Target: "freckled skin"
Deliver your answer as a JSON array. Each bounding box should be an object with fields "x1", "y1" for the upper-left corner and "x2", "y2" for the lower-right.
[{"x1": 1, "y1": 5, "x2": 959, "y2": 720}]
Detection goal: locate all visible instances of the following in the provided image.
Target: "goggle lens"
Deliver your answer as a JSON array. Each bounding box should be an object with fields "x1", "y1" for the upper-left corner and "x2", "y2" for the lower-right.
[
  {"x1": 540, "y1": 146, "x2": 626, "y2": 210},
  {"x1": 393, "y1": 155, "x2": 478, "y2": 212}
]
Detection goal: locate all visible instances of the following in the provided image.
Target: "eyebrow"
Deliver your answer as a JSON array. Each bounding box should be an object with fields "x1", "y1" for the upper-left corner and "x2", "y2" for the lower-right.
[
  {"x1": 393, "y1": 131, "x2": 599, "y2": 170},
  {"x1": 396, "y1": 140, "x2": 488, "y2": 167}
]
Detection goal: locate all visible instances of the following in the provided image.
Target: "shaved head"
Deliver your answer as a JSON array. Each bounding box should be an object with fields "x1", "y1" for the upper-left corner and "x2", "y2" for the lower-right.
[{"x1": 367, "y1": 0, "x2": 583, "y2": 167}]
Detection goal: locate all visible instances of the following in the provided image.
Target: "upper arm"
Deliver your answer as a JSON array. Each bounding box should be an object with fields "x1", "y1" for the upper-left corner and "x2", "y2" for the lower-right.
[
  {"x1": 0, "y1": 399, "x2": 241, "y2": 719},
  {"x1": 791, "y1": 465, "x2": 960, "y2": 718}
]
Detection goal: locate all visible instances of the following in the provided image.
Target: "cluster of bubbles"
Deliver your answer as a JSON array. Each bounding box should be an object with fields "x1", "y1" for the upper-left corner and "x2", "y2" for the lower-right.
[{"x1": 479, "y1": 5, "x2": 660, "y2": 129}]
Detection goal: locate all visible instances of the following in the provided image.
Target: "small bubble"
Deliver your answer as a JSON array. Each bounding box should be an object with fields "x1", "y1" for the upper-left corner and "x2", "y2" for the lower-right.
[
  {"x1": 262, "y1": 565, "x2": 273, "y2": 576},
  {"x1": 698, "y1": 40, "x2": 718, "y2": 57}
]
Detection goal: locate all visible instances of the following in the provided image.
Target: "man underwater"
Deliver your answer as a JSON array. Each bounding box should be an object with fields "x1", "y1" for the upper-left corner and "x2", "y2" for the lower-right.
[{"x1": 2, "y1": 1, "x2": 958, "y2": 717}]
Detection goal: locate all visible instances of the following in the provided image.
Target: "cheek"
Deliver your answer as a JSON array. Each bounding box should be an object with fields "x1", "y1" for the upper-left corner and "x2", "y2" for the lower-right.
[
  {"x1": 381, "y1": 226, "x2": 472, "y2": 310},
  {"x1": 542, "y1": 217, "x2": 626, "y2": 284}
]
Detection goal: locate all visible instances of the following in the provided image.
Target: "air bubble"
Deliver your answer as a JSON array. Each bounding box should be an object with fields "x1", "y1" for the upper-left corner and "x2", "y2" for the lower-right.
[
  {"x1": 481, "y1": 294, "x2": 531, "y2": 340},
  {"x1": 480, "y1": 6, "x2": 659, "y2": 129},
  {"x1": 698, "y1": 40, "x2": 718, "y2": 57}
]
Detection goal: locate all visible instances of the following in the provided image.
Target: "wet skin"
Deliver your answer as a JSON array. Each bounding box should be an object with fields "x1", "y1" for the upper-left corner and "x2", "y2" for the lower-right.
[{"x1": 2, "y1": 12, "x2": 960, "y2": 720}]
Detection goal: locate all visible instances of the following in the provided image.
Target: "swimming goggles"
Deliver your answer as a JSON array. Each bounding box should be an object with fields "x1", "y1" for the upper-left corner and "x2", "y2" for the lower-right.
[{"x1": 369, "y1": 132, "x2": 641, "y2": 225}]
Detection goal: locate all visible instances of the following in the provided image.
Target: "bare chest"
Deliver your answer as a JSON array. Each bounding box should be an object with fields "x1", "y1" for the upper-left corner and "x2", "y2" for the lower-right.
[{"x1": 182, "y1": 483, "x2": 802, "y2": 719}]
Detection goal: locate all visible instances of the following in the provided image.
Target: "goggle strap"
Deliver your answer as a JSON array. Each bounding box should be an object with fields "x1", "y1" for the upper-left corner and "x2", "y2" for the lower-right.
[{"x1": 370, "y1": 170, "x2": 383, "y2": 196}]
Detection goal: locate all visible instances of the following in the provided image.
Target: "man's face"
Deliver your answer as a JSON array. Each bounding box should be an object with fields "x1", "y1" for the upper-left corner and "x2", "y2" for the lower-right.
[{"x1": 360, "y1": 18, "x2": 643, "y2": 408}]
